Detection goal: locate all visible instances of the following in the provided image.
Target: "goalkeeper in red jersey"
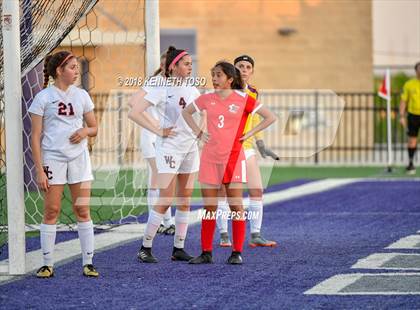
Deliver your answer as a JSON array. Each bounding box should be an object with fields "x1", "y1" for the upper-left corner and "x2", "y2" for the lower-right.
[{"x1": 182, "y1": 61, "x2": 276, "y2": 264}]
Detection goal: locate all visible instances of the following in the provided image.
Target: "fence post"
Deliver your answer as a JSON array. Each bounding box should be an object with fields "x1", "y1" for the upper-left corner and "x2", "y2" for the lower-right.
[
  {"x1": 118, "y1": 92, "x2": 123, "y2": 167},
  {"x1": 314, "y1": 90, "x2": 319, "y2": 164}
]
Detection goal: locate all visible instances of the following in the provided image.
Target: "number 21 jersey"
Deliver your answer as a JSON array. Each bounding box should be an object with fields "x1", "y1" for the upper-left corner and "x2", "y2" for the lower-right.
[{"x1": 28, "y1": 85, "x2": 94, "y2": 162}]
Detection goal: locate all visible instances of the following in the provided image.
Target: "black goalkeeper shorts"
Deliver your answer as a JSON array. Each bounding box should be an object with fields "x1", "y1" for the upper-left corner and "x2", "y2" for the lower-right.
[{"x1": 407, "y1": 113, "x2": 420, "y2": 137}]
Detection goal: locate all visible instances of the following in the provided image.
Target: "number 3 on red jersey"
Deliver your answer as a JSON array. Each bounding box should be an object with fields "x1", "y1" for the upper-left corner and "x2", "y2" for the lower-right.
[
  {"x1": 217, "y1": 115, "x2": 224, "y2": 128},
  {"x1": 58, "y1": 102, "x2": 75, "y2": 116}
]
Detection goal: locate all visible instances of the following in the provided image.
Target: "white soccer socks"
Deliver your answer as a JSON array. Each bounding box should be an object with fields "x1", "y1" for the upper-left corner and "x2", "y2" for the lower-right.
[
  {"x1": 216, "y1": 199, "x2": 229, "y2": 234},
  {"x1": 249, "y1": 199, "x2": 263, "y2": 234},
  {"x1": 143, "y1": 210, "x2": 164, "y2": 248},
  {"x1": 163, "y1": 207, "x2": 173, "y2": 227},
  {"x1": 77, "y1": 220, "x2": 94, "y2": 266},
  {"x1": 174, "y1": 210, "x2": 189, "y2": 249},
  {"x1": 148, "y1": 189, "x2": 173, "y2": 227},
  {"x1": 40, "y1": 223, "x2": 57, "y2": 267},
  {"x1": 147, "y1": 189, "x2": 159, "y2": 213}
]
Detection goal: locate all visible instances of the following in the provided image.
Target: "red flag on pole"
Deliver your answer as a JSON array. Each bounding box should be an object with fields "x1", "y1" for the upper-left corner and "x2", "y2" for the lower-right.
[
  {"x1": 378, "y1": 69, "x2": 393, "y2": 171},
  {"x1": 378, "y1": 69, "x2": 391, "y2": 100}
]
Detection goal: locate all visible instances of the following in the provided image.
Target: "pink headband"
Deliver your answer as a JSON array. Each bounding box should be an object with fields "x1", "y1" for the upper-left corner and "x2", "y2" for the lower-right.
[
  {"x1": 169, "y1": 51, "x2": 188, "y2": 71},
  {"x1": 58, "y1": 53, "x2": 74, "y2": 67}
]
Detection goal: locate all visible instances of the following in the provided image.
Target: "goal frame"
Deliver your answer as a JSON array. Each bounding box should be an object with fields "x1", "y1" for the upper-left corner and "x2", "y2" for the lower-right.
[{"x1": 0, "y1": 0, "x2": 160, "y2": 276}]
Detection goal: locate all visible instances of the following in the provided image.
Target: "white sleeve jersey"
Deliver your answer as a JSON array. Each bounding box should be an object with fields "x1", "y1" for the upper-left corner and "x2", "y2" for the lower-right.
[
  {"x1": 28, "y1": 85, "x2": 94, "y2": 162},
  {"x1": 144, "y1": 83, "x2": 200, "y2": 154},
  {"x1": 141, "y1": 76, "x2": 163, "y2": 139}
]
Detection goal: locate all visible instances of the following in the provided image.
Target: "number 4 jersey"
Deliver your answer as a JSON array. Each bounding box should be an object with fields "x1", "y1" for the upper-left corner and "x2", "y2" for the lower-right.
[
  {"x1": 144, "y1": 84, "x2": 201, "y2": 154},
  {"x1": 28, "y1": 85, "x2": 94, "y2": 162},
  {"x1": 193, "y1": 90, "x2": 262, "y2": 164}
]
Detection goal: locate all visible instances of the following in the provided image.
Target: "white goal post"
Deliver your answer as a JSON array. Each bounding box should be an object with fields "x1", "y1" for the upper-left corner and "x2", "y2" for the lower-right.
[
  {"x1": 1, "y1": 0, "x2": 26, "y2": 275},
  {"x1": 0, "y1": 0, "x2": 160, "y2": 276}
]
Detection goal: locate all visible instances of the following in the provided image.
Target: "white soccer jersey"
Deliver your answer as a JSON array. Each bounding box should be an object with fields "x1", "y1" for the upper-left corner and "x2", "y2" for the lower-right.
[
  {"x1": 28, "y1": 85, "x2": 94, "y2": 162},
  {"x1": 143, "y1": 83, "x2": 200, "y2": 154},
  {"x1": 140, "y1": 76, "x2": 164, "y2": 143}
]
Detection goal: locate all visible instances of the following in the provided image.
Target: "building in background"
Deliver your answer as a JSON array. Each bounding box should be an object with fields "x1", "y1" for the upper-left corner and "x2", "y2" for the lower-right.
[
  {"x1": 373, "y1": 0, "x2": 420, "y2": 76},
  {"x1": 60, "y1": 0, "x2": 373, "y2": 93},
  {"x1": 53, "y1": 0, "x2": 379, "y2": 167}
]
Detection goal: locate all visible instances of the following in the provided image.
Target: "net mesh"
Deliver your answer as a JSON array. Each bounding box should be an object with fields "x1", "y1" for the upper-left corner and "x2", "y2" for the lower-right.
[
  {"x1": 1, "y1": 0, "x2": 144, "y2": 253},
  {"x1": 21, "y1": 0, "x2": 149, "y2": 230}
]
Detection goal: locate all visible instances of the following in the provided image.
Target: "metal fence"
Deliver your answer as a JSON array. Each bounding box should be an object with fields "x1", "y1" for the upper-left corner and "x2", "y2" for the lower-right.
[{"x1": 90, "y1": 91, "x2": 417, "y2": 167}]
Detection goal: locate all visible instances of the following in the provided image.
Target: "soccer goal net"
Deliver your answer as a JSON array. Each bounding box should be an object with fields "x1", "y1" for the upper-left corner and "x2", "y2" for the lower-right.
[{"x1": 1, "y1": 0, "x2": 158, "y2": 272}]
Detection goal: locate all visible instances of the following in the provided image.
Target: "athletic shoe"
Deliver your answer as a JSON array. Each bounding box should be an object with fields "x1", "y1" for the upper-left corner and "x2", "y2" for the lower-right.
[
  {"x1": 83, "y1": 264, "x2": 99, "y2": 277},
  {"x1": 406, "y1": 164, "x2": 416, "y2": 175},
  {"x1": 219, "y1": 232, "x2": 232, "y2": 247},
  {"x1": 188, "y1": 251, "x2": 214, "y2": 264},
  {"x1": 171, "y1": 247, "x2": 193, "y2": 261},
  {"x1": 157, "y1": 224, "x2": 167, "y2": 234},
  {"x1": 137, "y1": 246, "x2": 158, "y2": 263},
  {"x1": 36, "y1": 265, "x2": 54, "y2": 278},
  {"x1": 164, "y1": 224, "x2": 176, "y2": 235},
  {"x1": 249, "y1": 232, "x2": 277, "y2": 248},
  {"x1": 227, "y1": 251, "x2": 243, "y2": 265}
]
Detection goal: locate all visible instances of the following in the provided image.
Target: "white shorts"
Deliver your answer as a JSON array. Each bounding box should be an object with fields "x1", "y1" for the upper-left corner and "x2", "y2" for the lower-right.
[
  {"x1": 140, "y1": 130, "x2": 157, "y2": 159},
  {"x1": 244, "y1": 148, "x2": 256, "y2": 160},
  {"x1": 43, "y1": 149, "x2": 94, "y2": 185},
  {"x1": 156, "y1": 150, "x2": 199, "y2": 174}
]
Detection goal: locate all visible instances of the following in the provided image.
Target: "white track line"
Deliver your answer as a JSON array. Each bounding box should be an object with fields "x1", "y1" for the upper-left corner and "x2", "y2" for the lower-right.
[
  {"x1": 352, "y1": 253, "x2": 420, "y2": 271},
  {"x1": 386, "y1": 235, "x2": 420, "y2": 250},
  {"x1": 0, "y1": 178, "x2": 359, "y2": 283},
  {"x1": 305, "y1": 273, "x2": 420, "y2": 295}
]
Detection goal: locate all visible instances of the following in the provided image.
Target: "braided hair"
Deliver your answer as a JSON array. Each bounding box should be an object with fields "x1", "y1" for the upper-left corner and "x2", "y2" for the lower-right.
[{"x1": 43, "y1": 51, "x2": 75, "y2": 88}]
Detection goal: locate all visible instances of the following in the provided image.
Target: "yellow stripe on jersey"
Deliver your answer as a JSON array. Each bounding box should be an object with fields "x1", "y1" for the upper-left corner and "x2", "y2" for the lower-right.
[
  {"x1": 401, "y1": 79, "x2": 420, "y2": 115},
  {"x1": 243, "y1": 85, "x2": 263, "y2": 150}
]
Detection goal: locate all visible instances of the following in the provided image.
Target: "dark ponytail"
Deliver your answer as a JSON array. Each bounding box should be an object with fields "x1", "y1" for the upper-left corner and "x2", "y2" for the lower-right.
[
  {"x1": 232, "y1": 67, "x2": 244, "y2": 90},
  {"x1": 42, "y1": 51, "x2": 75, "y2": 88},
  {"x1": 43, "y1": 55, "x2": 53, "y2": 88},
  {"x1": 213, "y1": 61, "x2": 244, "y2": 90},
  {"x1": 152, "y1": 53, "x2": 167, "y2": 77},
  {"x1": 164, "y1": 45, "x2": 187, "y2": 77}
]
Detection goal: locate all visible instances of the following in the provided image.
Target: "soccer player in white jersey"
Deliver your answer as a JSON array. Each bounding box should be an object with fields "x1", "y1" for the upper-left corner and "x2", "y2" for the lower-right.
[
  {"x1": 141, "y1": 53, "x2": 175, "y2": 235},
  {"x1": 128, "y1": 46, "x2": 202, "y2": 262},
  {"x1": 29, "y1": 51, "x2": 99, "y2": 278}
]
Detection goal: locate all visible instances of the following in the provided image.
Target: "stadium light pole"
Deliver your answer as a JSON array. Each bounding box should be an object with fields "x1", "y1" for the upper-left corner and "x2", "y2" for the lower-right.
[
  {"x1": 145, "y1": 0, "x2": 160, "y2": 77},
  {"x1": 1, "y1": 0, "x2": 26, "y2": 275}
]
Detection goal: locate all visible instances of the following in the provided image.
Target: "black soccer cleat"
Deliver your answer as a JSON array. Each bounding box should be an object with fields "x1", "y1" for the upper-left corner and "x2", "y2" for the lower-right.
[
  {"x1": 171, "y1": 247, "x2": 193, "y2": 261},
  {"x1": 188, "y1": 251, "x2": 214, "y2": 264},
  {"x1": 137, "y1": 246, "x2": 158, "y2": 263},
  {"x1": 157, "y1": 224, "x2": 167, "y2": 234},
  {"x1": 164, "y1": 224, "x2": 176, "y2": 235},
  {"x1": 227, "y1": 251, "x2": 243, "y2": 265}
]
